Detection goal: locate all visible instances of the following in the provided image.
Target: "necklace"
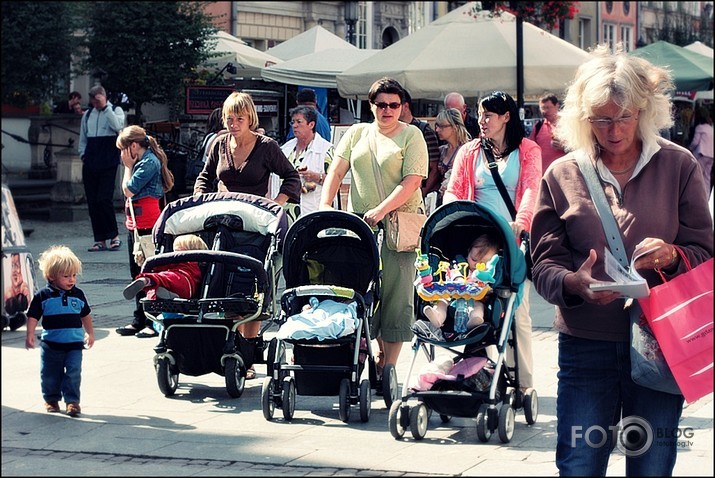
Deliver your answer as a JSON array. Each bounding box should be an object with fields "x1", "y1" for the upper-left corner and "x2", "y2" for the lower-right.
[{"x1": 608, "y1": 162, "x2": 635, "y2": 175}]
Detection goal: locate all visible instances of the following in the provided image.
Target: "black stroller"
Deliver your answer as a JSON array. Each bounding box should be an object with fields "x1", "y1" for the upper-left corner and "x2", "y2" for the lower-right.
[
  {"x1": 261, "y1": 210, "x2": 381, "y2": 422},
  {"x1": 139, "y1": 192, "x2": 287, "y2": 398},
  {"x1": 388, "y1": 200, "x2": 538, "y2": 442}
]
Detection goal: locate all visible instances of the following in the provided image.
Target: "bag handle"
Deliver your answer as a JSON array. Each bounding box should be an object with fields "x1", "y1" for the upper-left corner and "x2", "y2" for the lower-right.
[
  {"x1": 482, "y1": 138, "x2": 517, "y2": 220},
  {"x1": 575, "y1": 152, "x2": 629, "y2": 267}
]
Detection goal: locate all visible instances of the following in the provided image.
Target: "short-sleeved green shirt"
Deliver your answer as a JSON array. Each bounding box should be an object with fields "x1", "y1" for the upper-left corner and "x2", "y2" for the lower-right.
[{"x1": 335, "y1": 122, "x2": 428, "y2": 214}]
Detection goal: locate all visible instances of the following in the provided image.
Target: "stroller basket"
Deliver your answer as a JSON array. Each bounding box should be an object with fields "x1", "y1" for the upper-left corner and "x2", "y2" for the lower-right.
[{"x1": 291, "y1": 340, "x2": 359, "y2": 395}]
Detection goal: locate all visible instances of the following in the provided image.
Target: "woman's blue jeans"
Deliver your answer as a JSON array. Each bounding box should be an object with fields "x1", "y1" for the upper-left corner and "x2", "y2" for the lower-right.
[
  {"x1": 556, "y1": 333, "x2": 684, "y2": 477},
  {"x1": 40, "y1": 341, "x2": 83, "y2": 404}
]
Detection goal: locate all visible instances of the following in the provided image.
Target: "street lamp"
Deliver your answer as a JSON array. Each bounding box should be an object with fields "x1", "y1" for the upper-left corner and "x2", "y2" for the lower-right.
[{"x1": 345, "y1": 1, "x2": 359, "y2": 46}]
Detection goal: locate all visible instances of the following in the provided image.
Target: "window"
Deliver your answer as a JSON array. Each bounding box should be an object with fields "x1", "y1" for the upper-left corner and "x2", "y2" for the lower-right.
[
  {"x1": 355, "y1": 1, "x2": 368, "y2": 49},
  {"x1": 606, "y1": 2, "x2": 614, "y2": 14},
  {"x1": 620, "y1": 25, "x2": 633, "y2": 51},
  {"x1": 624, "y1": 2, "x2": 631, "y2": 15},
  {"x1": 603, "y1": 23, "x2": 616, "y2": 51},
  {"x1": 579, "y1": 17, "x2": 592, "y2": 49}
]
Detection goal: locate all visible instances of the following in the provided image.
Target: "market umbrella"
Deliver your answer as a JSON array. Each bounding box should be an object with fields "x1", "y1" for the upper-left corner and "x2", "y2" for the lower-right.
[
  {"x1": 336, "y1": 2, "x2": 589, "y2": 100},
  {"x1": 266, "y1": 25, "x2": 355, "y2": 61},
  {"x1": 684, "y1": 41, "x2": 714, "y2": 59},
  {"x1": 205, "y1": 31, "x2": 282, "y2": 79},
  {"x1": 629, "y1": 41, "x2": 713, "y2": 92},
  {"x1": 261, "y1": 48, "x2": 378, "y2": 89}
]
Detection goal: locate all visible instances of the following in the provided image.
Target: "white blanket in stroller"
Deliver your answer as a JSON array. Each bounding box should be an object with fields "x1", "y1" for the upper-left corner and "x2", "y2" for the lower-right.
[{"x1": 276, "y1": 299, "x2": 358, "y2": 341}]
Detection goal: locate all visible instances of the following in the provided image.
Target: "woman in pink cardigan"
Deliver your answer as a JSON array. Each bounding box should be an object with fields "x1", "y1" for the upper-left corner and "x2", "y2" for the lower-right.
[{"x1": 444, "y1": 90, "x2": 542, "y2": 395}]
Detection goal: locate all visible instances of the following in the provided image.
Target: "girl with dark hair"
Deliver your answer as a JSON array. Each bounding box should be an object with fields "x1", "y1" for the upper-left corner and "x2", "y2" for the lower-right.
[
  {"x1": 115, "y1": 125, "x2": 175, "y2": 338},
  {"x1": 444, "y1": 90, "x2": 542, "y2": 393}
]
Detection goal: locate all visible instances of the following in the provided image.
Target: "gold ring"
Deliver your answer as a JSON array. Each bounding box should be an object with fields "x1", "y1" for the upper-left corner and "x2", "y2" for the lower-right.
[{"x1": 654, "y1": 258, "x2": 660, "y2": 268}]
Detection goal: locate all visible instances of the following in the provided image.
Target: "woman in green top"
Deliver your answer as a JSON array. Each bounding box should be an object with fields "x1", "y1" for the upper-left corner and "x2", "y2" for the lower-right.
[{"x1": 319, "y1": 77, "x2": 428, "y2": 391}]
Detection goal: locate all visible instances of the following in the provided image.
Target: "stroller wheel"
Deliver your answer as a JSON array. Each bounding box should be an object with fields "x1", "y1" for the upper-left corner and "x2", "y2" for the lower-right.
[
  {"x1": 523, "y1": 388, "x2": 539, "y2": 425},
  {"x1": 359, "y1": 379, "x2": 371, "y2": 423},
  {"x1": 224, "y1": 355, "x2": 246, "y2": 398},
  {"x1": 498, "y1": 403, "x2": 515, "y2": 443},
  {"x1": 388, "y1": 401, "x2": 407, "y2": 439},
  {"x1": 382, "y1": 364, "x2": 398, "y2": 408},
  {"x1": 409, "y1": 403, "x2": 429, "y2": 440},
  {"x1": 8, "y1": 312, "x2": 27, "y2": 331},
  {"x1": 476, "y1": 403, "x2": 492, "y2": 443},
  {"x1": 338, "y1": 378, "x2": 351, "y2": 423},
  {"x1": 281, "y1": 376, "x2": 296, "y2": 421},
  {"x1": 261, "y1": 377, "x2": 275, "y2": 421},
  {"x1": 156, "y1": 356, "x2": 179, "y2": 397}
]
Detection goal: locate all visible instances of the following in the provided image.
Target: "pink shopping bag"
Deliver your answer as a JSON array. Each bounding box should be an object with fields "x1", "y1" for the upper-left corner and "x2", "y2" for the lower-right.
[{"x1": 638, "y1": 253, "x2": 714, "y2": 403}]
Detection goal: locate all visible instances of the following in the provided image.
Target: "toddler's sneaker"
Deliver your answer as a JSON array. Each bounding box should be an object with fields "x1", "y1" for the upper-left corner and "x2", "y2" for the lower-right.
[
  {"x1": 411, "y1": 320, "x2": 444, "y2": 341},
  {"x1": 123, "y1": 278, "x2": 149, "y2": 300},
  {"x1": 45, "y1": 401, "x2": 60, "y2": 413},
  {"x1": 66, "y1": 402, "x2": 81, "y2": 417}
]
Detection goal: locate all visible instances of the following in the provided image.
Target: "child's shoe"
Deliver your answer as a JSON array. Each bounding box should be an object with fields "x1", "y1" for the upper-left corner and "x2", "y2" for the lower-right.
[
  {"x1": 66, "y1": 402, "x2": 81, "y2": 417},
  {"x1": 123, "y1": 278, "x2": 149, "y2": 300},
  {"x1": 45, "y1": 401, "x2": 60, "y2": 413}
]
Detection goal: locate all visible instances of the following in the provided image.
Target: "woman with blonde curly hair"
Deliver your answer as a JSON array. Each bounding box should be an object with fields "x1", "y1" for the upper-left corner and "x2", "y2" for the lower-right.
[
  {"x1": 115, "y1": 125, "x2": 175, "y2": 338},
  {"x1": 531, "y1": 44, "x2": 713, "y2": 476}
]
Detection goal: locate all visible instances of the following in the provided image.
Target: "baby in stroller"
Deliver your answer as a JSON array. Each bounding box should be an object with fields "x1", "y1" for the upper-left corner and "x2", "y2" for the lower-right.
[
  {"x1": 417, "y1": 231, "x2": 501, "y2": 341},
  {"x1": 122, "y1": 234, "x2": 208, "y2": 301}
]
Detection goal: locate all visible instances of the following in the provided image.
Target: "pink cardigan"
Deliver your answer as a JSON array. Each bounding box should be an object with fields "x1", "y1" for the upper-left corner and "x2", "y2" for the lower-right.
[{"x1": 444, "y1": 138, "x2": 542, "y2": 233}]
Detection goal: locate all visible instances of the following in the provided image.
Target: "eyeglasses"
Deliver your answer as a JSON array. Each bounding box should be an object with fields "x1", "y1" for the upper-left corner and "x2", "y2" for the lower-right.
[
  {"x1": 588, "y1": 115, "x2": 639, "y2": 129},
  {"x1": 435, "y1": 123, "x2": 452, "y2": 129},
  {"x1": 373, "y1": 102, "x2": 402, "y2": 110}
]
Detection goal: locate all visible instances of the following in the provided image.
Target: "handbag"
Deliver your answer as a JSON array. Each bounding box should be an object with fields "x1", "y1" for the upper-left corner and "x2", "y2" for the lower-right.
[
  {"x1": 638, "y1": 250, "x2": 714, "y2": 402},
  {"x1": 368, "y1": 129, "x2": 426, "y2": 252},
  {"x1": 128, "y1": 199, "x2": 156, "y2": 267},
  {"x1": 482, "y1": 139, "x2": 533, "y2": 280},
  {"x1": 576, "y1": 153, "x2": 680, "y2": 394}
]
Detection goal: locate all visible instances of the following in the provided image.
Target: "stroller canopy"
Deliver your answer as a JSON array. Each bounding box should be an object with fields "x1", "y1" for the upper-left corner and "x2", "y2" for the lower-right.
[
  {"x1": 282, "y1": 210, "x2": 380, "y2": 293},
  {"x1": 152, "y1": 192, "x2": 288, "y2": 251},
  {"x1": 421, "y1": 201, "x2": 526, "y2": 292}
]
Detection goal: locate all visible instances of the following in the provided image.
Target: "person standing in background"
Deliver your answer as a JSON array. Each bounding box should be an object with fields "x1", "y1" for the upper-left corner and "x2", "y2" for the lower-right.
[
  {"x1": 689, "y1": 106, "x2": 713, "y2": 195},
  {"x1": 79, "y1": 85, "x2": 125, "y2": 252},
  {"x1": 529, "y1": 93, "x2": 566, "y2": 174},
  {"x1": 54, "y1": 91, "x2": 83, "y2": 115},
  {"x1": 285, "y1": 88, "x2": 331, "y2": 142},
  {"x1": 433, "y1": 108, "x2": 471, "y2": 206},
  {"x1": 277, "y1": 105, "x2": 334, "y2": 219},
  {"x1": 445, "y1": 91, "x2": 480, "y2": 140},
  {"x1": 399, "y1": 89, "x2": 440, "y2": 199}
]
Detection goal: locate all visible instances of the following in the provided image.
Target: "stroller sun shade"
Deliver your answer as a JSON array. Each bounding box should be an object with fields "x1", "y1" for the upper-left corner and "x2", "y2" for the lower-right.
[{"x1": 282, "y1": 210, "x2": 380, "y2": 294}]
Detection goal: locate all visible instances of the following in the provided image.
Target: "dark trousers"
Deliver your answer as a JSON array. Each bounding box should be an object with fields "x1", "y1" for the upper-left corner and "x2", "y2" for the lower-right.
[{"x1": 83, "y1": 164, "x2": 119, "y2": 242}]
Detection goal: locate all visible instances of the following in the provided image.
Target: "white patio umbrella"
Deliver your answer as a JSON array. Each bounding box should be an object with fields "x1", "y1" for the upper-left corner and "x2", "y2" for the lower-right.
[
  {"x1": 261, "y1": 48, "x2": 378, "y2": 89},
  {"x1": 205, "y1": 31, "x2": 282, "y2": 79},
  {"x1": 336, "y1": 2, "x2": 589, "y2": 100},
  {"x1": 684, "y1": 41, "x2": 714, "y2": 59},
  {"x1": 266, "y1": 25, "x2": 355, "y2": 61}
]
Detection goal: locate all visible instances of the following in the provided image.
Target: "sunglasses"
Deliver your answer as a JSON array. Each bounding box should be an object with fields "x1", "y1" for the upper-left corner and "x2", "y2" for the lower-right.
[{"x1": 374, "y1": 102, "x2": 402, "y2": 110}]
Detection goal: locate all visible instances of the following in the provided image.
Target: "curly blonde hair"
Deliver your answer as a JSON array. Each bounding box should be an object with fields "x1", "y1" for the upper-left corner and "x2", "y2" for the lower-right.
[{"x1": 555, "y1": 43, "x2": 674, "y2": 159}]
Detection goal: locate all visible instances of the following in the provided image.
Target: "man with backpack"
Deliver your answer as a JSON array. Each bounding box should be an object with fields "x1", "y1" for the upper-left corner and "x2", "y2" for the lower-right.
[{"x1": 529, "y1": 93, "x2": 566, "y2": 174}]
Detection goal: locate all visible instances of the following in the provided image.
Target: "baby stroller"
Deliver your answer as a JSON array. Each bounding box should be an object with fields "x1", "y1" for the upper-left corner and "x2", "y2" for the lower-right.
[
  {"x1": 261, "y1": 210, "x2": 381, "y2": 422},
  {"x1": 139, "y1": 192, "x2": 287, "y2": 398},
  {"x1": 388, "y1": 200, "x2": 538, "y2": 443}
]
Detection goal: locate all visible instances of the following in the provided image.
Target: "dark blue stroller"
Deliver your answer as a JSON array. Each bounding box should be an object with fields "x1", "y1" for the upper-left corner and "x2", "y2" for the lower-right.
[{"x1": 389, "y1": 200, "x2": 538, "y2": 443}]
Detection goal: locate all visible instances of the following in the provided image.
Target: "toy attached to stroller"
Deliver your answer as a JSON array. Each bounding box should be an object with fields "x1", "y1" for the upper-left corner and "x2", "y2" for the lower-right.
[
  {"x1": 388, "y1": 201, "x2": 538, "y2": 443},
  {"x1": 262, "y1": 210, "x2": 381, "y2": 422},
  {"x1": 139, "y1": 192, "x2": 286, "y2": 398}
]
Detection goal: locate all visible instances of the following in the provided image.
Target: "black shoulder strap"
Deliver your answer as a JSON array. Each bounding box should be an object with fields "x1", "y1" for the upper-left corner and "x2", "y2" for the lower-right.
[
  {"x1": 533, "y1": 119, "x2": 544, "y2": 138},
  {"x1": 416, "y1": 119, "x2": 429, "y2": 134},
  {"x1": 482, "y1": 138, "x2": 517, "y2": 219}
]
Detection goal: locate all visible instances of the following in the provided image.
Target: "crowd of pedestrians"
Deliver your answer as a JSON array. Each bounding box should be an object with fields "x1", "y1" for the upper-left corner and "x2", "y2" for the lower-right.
[{"x1": 21, "y1": 41, "x2": 713, "y2": 478}]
